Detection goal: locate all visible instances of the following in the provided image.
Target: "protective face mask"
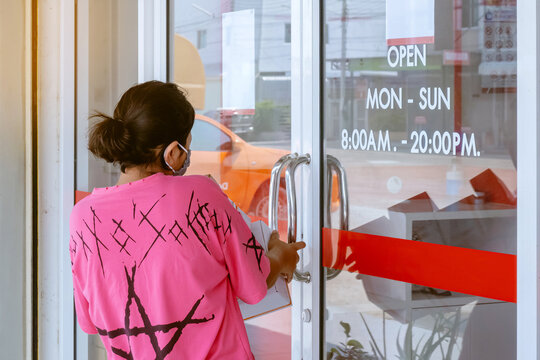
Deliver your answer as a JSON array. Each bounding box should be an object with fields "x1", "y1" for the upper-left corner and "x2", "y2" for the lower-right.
[{"x1": 164, "y1": 143, "x2": 191, "y2": 176}]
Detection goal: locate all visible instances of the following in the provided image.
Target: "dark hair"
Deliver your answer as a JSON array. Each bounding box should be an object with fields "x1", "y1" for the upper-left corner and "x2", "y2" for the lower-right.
[{"x1": 88, "y1": 81, "x2": 195, "y2": 172}]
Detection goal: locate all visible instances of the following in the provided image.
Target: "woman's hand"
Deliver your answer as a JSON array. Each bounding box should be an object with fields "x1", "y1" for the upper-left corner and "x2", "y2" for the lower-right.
[{"x1": 265, "y1": 231, "x2": 306, "y2": 288}]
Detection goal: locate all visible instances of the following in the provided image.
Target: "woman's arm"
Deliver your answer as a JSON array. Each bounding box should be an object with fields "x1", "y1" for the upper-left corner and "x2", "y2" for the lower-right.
[
  {"x1": 205, "y1": 174, "x2": 305, "y2": 289},
  {"x1": 265, "y1": 231, "x2": 306, "y2": 288}
]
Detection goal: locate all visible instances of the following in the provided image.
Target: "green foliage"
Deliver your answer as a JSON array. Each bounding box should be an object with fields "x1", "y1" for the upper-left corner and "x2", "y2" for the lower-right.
[
  {"x1": 359, "y1": 313, "x2": 385, "y2": 359},
  {"x1": 327, "y1": 322, "x2": 378, "y2": 360},
  {"x1": 254, "y1": 100, "x2": 279, "y2": 132},
  {"x1": 361, "y1": 310, "x2": 465, "y2": 360},
  {"x1": 341, "y1": 321, "x2": 351, "y2": 338},
  {"x1": 328, "y1": 309, "x2": 465, "y2": 360}
]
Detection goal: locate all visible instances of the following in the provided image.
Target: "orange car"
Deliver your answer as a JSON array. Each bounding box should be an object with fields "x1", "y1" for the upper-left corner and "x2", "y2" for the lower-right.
[
  {"x1": 187, "y1": 114, "x2": 340, "y2": 222},
  {"x1": 73, "y1": 114, "x2": 338, "y2": 227},
  {"x1": 187, "y1": 114, "x2": 290, "y2": 219}
]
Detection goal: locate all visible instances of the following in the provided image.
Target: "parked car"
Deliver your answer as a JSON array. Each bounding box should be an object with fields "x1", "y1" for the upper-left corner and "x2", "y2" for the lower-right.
[
  {"x1": 187, "y1": 114, "x2": 289, "y2": 220},
  {"x1": 202, "y1": 109, "x2": 255, "y2": 141}
]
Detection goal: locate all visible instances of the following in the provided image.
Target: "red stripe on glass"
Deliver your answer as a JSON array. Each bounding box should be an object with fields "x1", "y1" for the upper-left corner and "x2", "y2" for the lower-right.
[
  {"x1": 322, "y1": 228, "x2": 516, "y2": 303},
  {"x1": 387, "y1": 36, "x2": 435, "y2": 46},
  {"x1": 75, "y1": 190, "x2": 91, "y2": 204}
]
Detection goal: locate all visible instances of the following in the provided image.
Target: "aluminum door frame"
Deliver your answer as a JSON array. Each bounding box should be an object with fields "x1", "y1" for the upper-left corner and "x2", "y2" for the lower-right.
[
  {"x1": 138, "y1": 0, "x2": 168, "y2": 83},
  {"x1": 291, "y1": 0, "x2": 322, "y2": 359},
  {"x1": 38, "y1": 0, "x2": 76, "y2": 359},
  {"x1": 517, "y1": 2, "x2": 540, "y2": 359}
]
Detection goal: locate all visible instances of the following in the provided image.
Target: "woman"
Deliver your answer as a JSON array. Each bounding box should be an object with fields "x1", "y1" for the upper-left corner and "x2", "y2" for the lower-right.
[{"x1": 69, "y1": 81, "x2": 305, "y2": 359}]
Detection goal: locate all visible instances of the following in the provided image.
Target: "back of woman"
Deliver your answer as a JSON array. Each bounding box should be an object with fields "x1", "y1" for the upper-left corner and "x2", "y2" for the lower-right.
[
  {"x1": 69, "y1": 81, "x2": 273, "y2": 359},
  {"x1": 70, "y1": 81, "x2": 304, "y2": 359},
  {"x1": 70, "y1": 173, "x2": 269, "y2": 359}
]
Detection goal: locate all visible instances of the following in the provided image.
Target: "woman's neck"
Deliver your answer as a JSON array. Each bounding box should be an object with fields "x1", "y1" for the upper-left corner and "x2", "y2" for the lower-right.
[{"x1": 116, "y1": 166, "x2": 161, "y2": 185}]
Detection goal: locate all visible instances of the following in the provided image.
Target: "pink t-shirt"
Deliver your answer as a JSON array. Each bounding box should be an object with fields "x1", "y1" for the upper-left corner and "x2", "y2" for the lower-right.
[{"x1": 69, "y1": 173, "x2": 270, "y2": 359}]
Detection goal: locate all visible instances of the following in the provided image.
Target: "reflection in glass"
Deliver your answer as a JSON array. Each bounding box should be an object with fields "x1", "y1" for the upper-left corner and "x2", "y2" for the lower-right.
[
  {"x1": 78, "y1": 1, "x2": 139, "y2": 359},
  {"x1": 323, "y1": 1, "x2": 516, "y2": 359},
  {"x1": 175, "y1": 0, "x2": 292, "y2": 222},
  {"x1": 175, "y1": 1, "x2": 292, "y2": 359},
  {"x1": 81, "y1": 0, "x2": 138, "y2": 191}
]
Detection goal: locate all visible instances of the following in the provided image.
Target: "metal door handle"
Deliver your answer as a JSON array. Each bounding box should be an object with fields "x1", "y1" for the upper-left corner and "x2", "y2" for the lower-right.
[
  {"x1": 268, "y1": 153, "x2": 311, "y2": 283},
  {"x1": 269, "y1": 154, "x2": 347, "y2": 283},
  {"x1": 326, "y1": 155, "x2": 349, "y2": 281},
  {"x1": 285, "y1": 154, "x2": 311, "y2": 283},
  {"x1": 268, "y1": 153, "x2": 296, "y2": 229}
]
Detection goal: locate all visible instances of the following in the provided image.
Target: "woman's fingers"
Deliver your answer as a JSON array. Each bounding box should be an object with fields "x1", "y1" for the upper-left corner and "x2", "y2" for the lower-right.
[
  {"x1": 269, "y1": 231, "x2": 280, "y2": 242},
  {"x1": 288, "y1": 242, "x2": 305, "y2": 265},
  {"x1": 282, "y1": 272, "x2": 292, "y2": 283}
]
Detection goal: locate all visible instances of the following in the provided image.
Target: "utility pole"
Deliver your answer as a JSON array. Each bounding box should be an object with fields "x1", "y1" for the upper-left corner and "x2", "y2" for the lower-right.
[{"x1": 340, "y1": 0, "x2": 348, "y2": 130}]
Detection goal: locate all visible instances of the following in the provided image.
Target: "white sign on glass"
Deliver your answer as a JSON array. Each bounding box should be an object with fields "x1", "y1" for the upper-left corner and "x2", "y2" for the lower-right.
[
  {"x1": 386, "y1": 0, "x2": 435, "y2": 46},
  {"x1": 222, "y1": 10, "x2": 255, "y2": 111}
]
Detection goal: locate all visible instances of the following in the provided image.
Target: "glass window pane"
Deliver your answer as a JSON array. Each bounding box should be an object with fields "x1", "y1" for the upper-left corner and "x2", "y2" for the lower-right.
[
  {"x1": 174, "y1": 1, "x2": 292, "y2": 358},
  {"x1": 190, "y1": 119, "x2": 232, "y2": 151},
  {"x1": 323, "y1": 1, "x2": 517, "y2": 359},
  {"x1": 175, "y1": 0, "x2": 291, "y2": 218},
  {"x1": 76, "y1": 1, "x2": 138, "y2": 358}
]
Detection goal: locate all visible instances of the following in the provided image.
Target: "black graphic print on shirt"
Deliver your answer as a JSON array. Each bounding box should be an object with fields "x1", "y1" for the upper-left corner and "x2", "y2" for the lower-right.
[
  {"x1": 95, "y1": 265, "x2": 215, "y2": 360},
  {"x1": 83, "y1": 207, "x2": 109, "y2": 276},
  {"x1": 242, "y1": 234, "x2": 265, "y2": 273},
  {"x1": 71, "y1": 192, "x2": 258, "y2": 273}
]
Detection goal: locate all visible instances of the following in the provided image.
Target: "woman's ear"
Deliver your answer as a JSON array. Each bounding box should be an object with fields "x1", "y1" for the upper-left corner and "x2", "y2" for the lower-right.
[{"x1": 163, "y1": 141, "x2": 184, "y2": 171}]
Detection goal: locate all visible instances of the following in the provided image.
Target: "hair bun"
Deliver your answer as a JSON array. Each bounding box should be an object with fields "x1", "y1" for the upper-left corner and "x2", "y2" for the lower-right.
[{"x1": 88, "y1": 113, "x2": 131, "y2": 163}]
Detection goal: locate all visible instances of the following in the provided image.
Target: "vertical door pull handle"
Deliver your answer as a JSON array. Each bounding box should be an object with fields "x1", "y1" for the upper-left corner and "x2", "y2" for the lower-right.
[
  {"x1": 268, "y1": 153, "x2": 297, "y2": 230},
  {"x1": 268, "y1": 153, "x2": 312, "y2": 283},
  {"x1": 285, "y1": 154, "x2": 311, "y2": 283},
  {"x1": 326, "y1": 155, "x2": 349, "y2": 281}
]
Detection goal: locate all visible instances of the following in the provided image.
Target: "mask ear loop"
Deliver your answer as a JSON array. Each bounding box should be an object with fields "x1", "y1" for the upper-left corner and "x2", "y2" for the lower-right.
[
  {"x1": 163, "y1": 142, "x2": 189, "y2": 174},
  {"x1": 178, "y1": 143, "x2": 189, "y2": 154}
]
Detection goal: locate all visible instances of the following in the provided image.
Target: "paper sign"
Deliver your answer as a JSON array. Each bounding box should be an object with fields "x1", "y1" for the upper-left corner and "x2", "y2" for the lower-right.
[
  {"x1": 222, "y1": 10, "x2": 255, "y2": 111},
  {"x1": 241, "y1": 276, "x2": 291, "y2": 320},
  {"x1": 229, "y1": 201, "x2": 292, "y2": 320},
  {"x1": 239, "y1": 221, "x2": 291, "y2": 320},
  {"x1": 386, "y1": 0, "x2": 435, "y2": 46}
]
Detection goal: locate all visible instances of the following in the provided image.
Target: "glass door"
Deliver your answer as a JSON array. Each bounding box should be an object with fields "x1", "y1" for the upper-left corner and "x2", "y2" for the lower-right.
[
  {"x1": 77, "y1": 0, "x2": 296, "y2": 358},
  {"x1": 75, "y1": 1, "x2": 139, "y2": 358},
  {"x1": 320, "y1": 1, "x2": 518, "y2": 359},
  {"x1": 172, "y1": 1, "x2": 294, "y2": 358},
  {"x1": 75, "y1": 0, "x2": 529, "y2": 359}
]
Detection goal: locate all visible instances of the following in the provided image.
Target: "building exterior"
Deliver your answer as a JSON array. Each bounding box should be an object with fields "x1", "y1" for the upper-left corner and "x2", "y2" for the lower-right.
[{"x1": 2, "y1": 0, "x2": 540, "y2": 359}]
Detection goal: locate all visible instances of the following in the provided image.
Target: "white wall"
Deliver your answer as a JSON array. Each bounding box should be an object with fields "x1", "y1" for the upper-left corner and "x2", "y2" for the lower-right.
[
  {"x1": 38, "y1": 0, "x2": 75, "y2": 358},
  {"x1": 0, "y1": 1, "x2": 29, "y2": 358}
]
